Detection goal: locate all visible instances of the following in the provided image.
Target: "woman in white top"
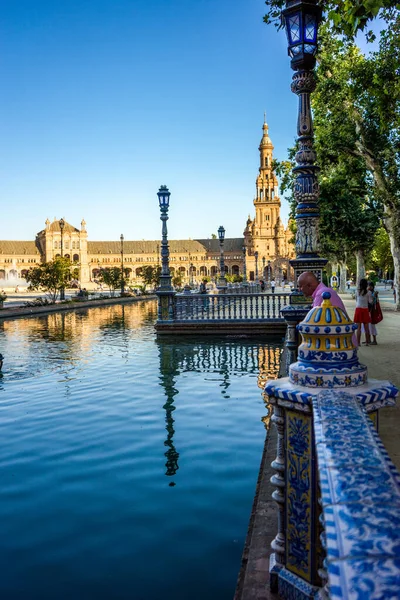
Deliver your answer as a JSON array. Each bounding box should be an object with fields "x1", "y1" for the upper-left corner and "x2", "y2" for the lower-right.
[{"x1": 353, "y1": 278, "x2": 372, "y2": 345}]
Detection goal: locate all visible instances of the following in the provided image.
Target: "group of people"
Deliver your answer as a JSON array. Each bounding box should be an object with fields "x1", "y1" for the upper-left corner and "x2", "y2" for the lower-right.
[{"x1": 297, "y1": 272, "x2": 383, "y2": 347}]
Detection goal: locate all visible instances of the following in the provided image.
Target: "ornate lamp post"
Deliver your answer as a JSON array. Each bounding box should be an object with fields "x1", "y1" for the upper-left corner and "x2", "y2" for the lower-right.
[
  {"x1": 282, "y1": 0, "x2": 326, "y2": 284},
  {"x1": 120, "y1": 234, "x2": 125, "y2": 295},
  {"x1": 268, "y1": 259, "x2": 271, "y2": 285},
  {"x1": 242, "y1": 245, "x2": 247, "y2": 283},
  {"x1": 262, "y1": 256, "x2": 266, "y2": 280},
  {"x1": 155, "y1": 185, "x2": 176, "y2": 325},
  {"x1": 157, "y1": 186, "x2": 173, "y2": 291},
  {"x1": 189, "y1": 262, "x2": 194, "y2": 287},
  {"x1": 217, "y1": 226, "x2": 226, "y2": 287},
  {"x1": 254, "y1": 251, "x2": 259, "y2": 281},
  {"x1": 59, "y1": 218, "x2": 65, "y2": 301}
]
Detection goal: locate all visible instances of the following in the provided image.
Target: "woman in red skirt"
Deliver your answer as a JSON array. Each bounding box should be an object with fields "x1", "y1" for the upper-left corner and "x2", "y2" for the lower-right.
[{"x1": 354, "y1": 278, "x2": 372, "y2": 346}]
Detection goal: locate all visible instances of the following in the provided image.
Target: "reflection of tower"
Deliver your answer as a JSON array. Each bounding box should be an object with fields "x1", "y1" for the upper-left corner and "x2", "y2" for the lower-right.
[{"x1": 158, "y1": 343, "x2": 180, "y2": 484}]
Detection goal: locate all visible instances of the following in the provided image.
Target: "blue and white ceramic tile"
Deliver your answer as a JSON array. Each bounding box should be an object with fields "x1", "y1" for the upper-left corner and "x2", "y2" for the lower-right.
[
  {"x1": 278, "y1": 568, "x2": 321, "y2": 600},
  {"x1": 319, "y1": 464, "x2": 400, "y2": 507},
  {"x1": 328, "y1": 557, "x2": 400, "y2": 600},
  {"x1": 323, "y1": 502, "x2": 400, "y2": 561},
  {"x1": 316, "y1": 439, "x2": 383, "y2": 469}
]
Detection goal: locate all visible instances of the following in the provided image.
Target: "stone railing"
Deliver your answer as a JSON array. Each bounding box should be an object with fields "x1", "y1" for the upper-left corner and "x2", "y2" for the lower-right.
[{"x1": 174, "y1": 293, "x2": 289, "y2": 322}]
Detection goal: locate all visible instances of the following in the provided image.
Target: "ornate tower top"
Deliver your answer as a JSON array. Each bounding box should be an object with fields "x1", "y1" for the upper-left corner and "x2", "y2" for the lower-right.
[{"x1": 259, "y1": 115, "x2": 273, "y2": 151}]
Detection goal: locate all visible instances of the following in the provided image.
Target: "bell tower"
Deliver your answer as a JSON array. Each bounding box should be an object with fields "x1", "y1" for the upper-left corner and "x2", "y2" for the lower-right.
[{"x1": 253, "y1": 116, "x2": 281, "y2": 247}]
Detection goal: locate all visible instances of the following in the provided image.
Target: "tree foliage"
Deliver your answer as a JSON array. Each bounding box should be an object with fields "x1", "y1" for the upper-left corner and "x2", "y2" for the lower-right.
[
  {"x1": 98, "y1": 267, "x2": 123, "y2": 296},
  {"x1": 26, "y1": 257, "x2": 72, "y2": 303},
  {"x1": 141, "y1": 266, "x2": 161, "y2": 290}
]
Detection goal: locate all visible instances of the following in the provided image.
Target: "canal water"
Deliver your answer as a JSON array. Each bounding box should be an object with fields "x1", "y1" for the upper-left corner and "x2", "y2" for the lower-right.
[{"x1": 0, "y1": 301, "x2": 282, "y2": 600}]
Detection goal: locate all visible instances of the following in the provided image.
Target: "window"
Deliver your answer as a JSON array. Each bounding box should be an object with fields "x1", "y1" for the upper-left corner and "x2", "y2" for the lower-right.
[
  {"x1": 265, "y1": 157, "x2": 269, "y2": 167},
  {"x1": 266, "y1": 215, "x2": 270, "y2": 221}
]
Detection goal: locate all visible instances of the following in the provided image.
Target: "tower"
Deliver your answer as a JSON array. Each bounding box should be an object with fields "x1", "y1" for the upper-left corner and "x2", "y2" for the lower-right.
[
  {"x1": 253, "y1": 117, "x2": 281, "y2": 250},
  {"x1": 244, "y1": 118, "x2": 295, "y2": 282}
]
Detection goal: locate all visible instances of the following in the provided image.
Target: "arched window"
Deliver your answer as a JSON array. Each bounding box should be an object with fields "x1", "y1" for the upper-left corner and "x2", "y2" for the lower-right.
[
  {"x1": 73, "y1": 254, "x2": 79, "y2": 263},
  {"x1": 232, "y1": 265, "x2": 240, "y2": 276},
  {"x1": 265, "y1": 157, "x2": 269, "y2": 167}
]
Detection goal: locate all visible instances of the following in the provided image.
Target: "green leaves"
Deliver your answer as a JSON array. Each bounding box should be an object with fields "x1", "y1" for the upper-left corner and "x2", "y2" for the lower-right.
[{"x1": 26, "y1": 257, "x2": 72, "y2": 303}]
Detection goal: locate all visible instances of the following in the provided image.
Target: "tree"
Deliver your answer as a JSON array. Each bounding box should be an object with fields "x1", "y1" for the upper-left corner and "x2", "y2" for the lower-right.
[
  {"x1": 311, "y1": 21, "x2": 400, "y2": 306},
  {"x1": 172, "y1": 274, "x2": 183, "y2": 289},
  {"x1": 368, "y1": 227, "x2": 394, "y2": 278},
  {"x1": 98, "y1": 267, "x2": 122, "y2": 296},
  {"x1": 141, "y1": 266, "x2": 161, "y2": 291},
  {"x1": 26, "y1": 257, "x2": 72, "y2": 303}
]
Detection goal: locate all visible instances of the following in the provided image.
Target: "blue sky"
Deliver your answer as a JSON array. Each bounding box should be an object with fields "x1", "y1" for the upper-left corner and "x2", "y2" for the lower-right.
[{"x1": 1, "y1": 0, "x2": 303, "y2": 241}]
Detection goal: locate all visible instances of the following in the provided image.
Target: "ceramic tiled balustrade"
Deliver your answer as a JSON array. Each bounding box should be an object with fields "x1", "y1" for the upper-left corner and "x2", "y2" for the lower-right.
[
  {"x1": 265, "y1": 293, "x2": 399, "y2": 600},
  {"x1": 314, "y1": 391, "x2": 400, "y2": 599}
]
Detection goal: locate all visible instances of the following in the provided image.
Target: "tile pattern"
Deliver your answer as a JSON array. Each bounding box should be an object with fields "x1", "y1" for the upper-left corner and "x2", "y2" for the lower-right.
[
  {"x1": 314, "y1": 390, "x2": 400, "y2": 600},
  {"x1": 286, "y1": 410, "x2": 313, "y2": 581}
]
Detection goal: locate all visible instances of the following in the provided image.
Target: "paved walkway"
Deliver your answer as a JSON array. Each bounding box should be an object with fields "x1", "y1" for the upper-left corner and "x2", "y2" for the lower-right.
[{"x1": 342, "y1": 295, "x2": 400, "y2": 470}]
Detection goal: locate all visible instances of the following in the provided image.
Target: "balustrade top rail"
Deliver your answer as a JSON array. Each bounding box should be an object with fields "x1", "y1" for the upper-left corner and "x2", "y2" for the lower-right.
[{"x1": 174, "y1": 292, "x2": 290, "y2": 322}]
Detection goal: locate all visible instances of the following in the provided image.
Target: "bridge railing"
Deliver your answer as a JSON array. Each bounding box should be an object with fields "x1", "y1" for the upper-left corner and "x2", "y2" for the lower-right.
[{"x1": 174, "y1": 292, "x2": 290, "y2": 322}]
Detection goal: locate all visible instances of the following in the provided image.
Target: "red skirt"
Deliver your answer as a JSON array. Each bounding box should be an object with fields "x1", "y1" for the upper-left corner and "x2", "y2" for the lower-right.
[{"x1": 354, "y1": 307, "x2": 371, "y2": 324}]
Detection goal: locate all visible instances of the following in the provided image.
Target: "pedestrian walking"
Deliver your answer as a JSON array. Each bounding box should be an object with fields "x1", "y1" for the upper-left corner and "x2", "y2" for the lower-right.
[
  {"x1": 259, "y1": 279, "x2": 265, "y2": 292},
  {"x1": 354, "y1": 278, "x2": 372, "y2": 346},
  {"x1": 270, "y1": 279, "x2": 276, "y2": 293}
]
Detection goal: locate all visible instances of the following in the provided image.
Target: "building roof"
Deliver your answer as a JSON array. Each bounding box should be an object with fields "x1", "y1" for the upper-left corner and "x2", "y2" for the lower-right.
[
  {"x1": 0, "y1": 241, "x2": 40, "y2": 255},
  {"x1": 87, "y1": 238, "x2": 245, "y2": 255},
  {"x1": 37, "y1": 219, "x2": 80, "y2": 236}
]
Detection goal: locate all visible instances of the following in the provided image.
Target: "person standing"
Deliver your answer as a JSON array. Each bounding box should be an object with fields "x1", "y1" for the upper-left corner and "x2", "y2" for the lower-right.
[
  {"x1": 354, "y1": 278, "x2": 372, "y2": 346},
  {"x1": 260, "y1": 279, "x2": 265, "y2": 292},
  {"x1": 367, "y1": 281, "x2": 383, "y2": 345},
  {"x1": 270, "y1": 279, "x2": 276, "y2": 294}
]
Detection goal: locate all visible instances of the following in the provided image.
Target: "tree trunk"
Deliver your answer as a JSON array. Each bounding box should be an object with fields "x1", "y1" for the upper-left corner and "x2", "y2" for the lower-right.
[
  {"x1": 384, "y1": 215, "x2": 400, "y2": 311},
  {"x1": 355, "y1": 249, "x2": 366, "y2": 285},
  {"x1": 339, "y1": 261, "x2": 347, "y2": 293}
]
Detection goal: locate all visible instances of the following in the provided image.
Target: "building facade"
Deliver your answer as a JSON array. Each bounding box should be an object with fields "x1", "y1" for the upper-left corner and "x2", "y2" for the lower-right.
[{"x1": 0, "y1": 120, "x2": 294, "y2": 287}]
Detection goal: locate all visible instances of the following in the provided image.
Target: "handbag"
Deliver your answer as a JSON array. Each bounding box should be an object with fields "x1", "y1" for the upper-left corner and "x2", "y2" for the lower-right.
[{"x1": 371, "y1": 300, "x2": 383, "y2": 324}]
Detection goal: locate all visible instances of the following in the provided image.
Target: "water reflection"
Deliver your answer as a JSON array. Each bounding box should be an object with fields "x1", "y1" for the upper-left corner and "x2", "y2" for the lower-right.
[
  {"x1": 157, "y1": 338, "x2": 282, "y2": 483},
  {"x1": 0, "y1": 302, "x2": 284, "y2": 600}
]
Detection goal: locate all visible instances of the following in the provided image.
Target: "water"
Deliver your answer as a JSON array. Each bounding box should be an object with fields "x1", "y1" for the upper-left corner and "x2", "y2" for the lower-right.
[{"x1": 0, "y1": 301, "x2": 282, "y2": 600}]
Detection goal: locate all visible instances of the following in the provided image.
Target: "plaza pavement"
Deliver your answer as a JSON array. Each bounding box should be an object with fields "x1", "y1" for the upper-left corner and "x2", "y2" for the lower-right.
[{"x1": 342, "y1": 293, "x2": 400, "y2": 471}]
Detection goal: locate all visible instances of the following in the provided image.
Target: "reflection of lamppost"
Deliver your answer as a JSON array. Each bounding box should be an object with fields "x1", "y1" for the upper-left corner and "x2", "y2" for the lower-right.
[
  {"x1": 242, "y1": 245, "x2": 247, "y2": 283},
  {"x1": 218, "y1": 226, "x2": 226, "y2": 287},
  {"x1": 157, "y1": 185, "x2": 173, "y2": 291},
  {"x1": 59, "y1": 218, "x2": 65, "y2": 301},
  {"x1": 282, "y1": 0, "x2": 326, "y2": 284},
  {"x1": 120, "y1": 234, "x2": 125, "y2": 295},
  {"x1": 254, "y1": 251, "x2": 259, "y2": 281}
]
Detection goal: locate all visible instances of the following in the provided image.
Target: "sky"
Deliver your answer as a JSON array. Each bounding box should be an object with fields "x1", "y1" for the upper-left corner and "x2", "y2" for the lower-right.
[{"x1": 1, "y1": 0, "x2": 315, "y2": 241}]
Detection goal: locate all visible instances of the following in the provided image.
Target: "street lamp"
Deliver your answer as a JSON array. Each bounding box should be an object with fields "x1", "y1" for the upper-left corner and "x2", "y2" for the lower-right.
[
  {"x1": 262, "y1": 256, "x2": 266, "y2": 280},
  {"x1": 254, "y1": 251, "x2": 259, "y2": 281},
  {"x1": 268, "y1": 260, "x2": 271, "y2": 285},
  {"x1": 282, "y1": 0, "x2": 326, "y2": 284},
  {"x1": 120, "y1": 234, "x2": 125, "y2": 295},
  {"x1": 59, "y1": 218, "x2": 65, "y2": 301},
  {"x1": 217, "y1": 226, "x2": 226, "y2": 287},
  {"x1": 157, "y1": 185, "x2": 173, "y2": 291},
  {"x1": 189, "y1": 262, "x2": 194, "y2": 287},
  {"x1": 242, "y1": 245, "x2": 247, "y2": 283}
]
